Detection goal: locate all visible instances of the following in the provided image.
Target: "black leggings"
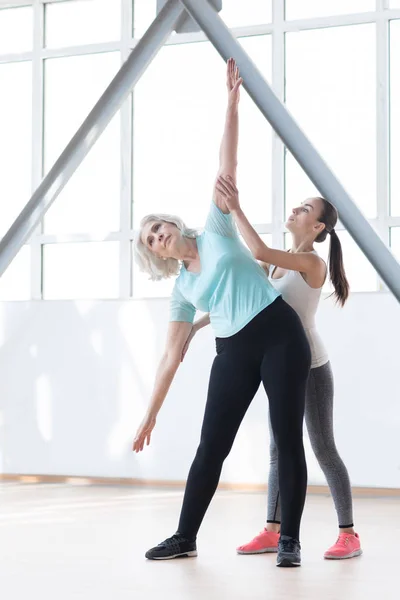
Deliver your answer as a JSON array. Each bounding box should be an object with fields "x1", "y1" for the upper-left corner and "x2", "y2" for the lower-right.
[{"x1": 178, "y1": 297, "x2": 311, "y2": 541}]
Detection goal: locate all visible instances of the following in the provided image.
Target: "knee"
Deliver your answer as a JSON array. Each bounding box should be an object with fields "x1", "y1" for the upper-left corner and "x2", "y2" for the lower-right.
[
  {"x1": 311, "y1": 439, "x2": 339, "y2": 467},
  {"x1": 275, "y1": 433, "x2": 305, "y2": 463},
  {"x1": 196, "y1": 436, "x2": 231, "y2": 466}
]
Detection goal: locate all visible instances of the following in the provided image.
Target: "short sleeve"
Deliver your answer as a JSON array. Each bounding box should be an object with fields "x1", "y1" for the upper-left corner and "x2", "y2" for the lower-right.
[
  {"x1": 170, "y1": 282, "x2": 196, "y2": 323},
  {"x1": 204, "y1": 202, "x2": 238, "y2": 238}
]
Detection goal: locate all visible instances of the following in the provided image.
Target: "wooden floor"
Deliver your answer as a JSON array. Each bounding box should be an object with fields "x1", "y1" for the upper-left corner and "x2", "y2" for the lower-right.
[{"x1": 0, "y1": 483, "x2": 398, "y2": 599}]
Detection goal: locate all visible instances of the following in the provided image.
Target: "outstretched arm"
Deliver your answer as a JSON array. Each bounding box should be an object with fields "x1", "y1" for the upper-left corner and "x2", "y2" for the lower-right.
[
  {"x1": 132, "y1": 321, "x2": 192, "y2": 452},
  {"x1": 214, "y1": 58, "x2": 242, "y2": 214}
]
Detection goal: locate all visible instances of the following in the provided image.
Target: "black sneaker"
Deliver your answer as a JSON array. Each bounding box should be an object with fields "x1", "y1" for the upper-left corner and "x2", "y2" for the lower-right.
[
  {"x1": 276, "y1": 535, "x2": 301, "y2": 567},
  {"x1": 145, "y1": 533, "x2": 197, "y2": 560}
]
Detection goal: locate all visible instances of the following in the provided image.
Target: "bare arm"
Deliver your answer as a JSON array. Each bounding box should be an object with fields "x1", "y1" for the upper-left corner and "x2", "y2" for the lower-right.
[
  {"x1": 215, "y1": 176, "x2": 326, "y2": 278},
  {"x1": 181, "y1": 313, "x2": 211, "y2": 362},
  {"x1": 193, "y1": 313, "x2": 211, "y2": 332},
  {"x1": 213, "y1": 59, "x2": 242, "y2": 214},
  {"x1": 133, "y1": 321, "x2": 192, "y2": 452}
]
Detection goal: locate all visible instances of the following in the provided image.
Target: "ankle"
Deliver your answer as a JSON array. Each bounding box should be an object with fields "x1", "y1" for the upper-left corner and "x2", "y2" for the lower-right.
[
  {"x1": 176, "y1": 531, "x2": 196, "y2": 543},
  {"x1": 339, "y1": 527, "x2": 355, "y2": 535},
  {"x1": 266, "y1": 522, "x2": 281, "y2": 534}
]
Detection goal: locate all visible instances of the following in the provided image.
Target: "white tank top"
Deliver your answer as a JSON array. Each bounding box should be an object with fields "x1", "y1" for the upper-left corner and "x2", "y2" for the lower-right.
[{"x1": 269, "y1": 251, "x2": 329, "y2": 369}]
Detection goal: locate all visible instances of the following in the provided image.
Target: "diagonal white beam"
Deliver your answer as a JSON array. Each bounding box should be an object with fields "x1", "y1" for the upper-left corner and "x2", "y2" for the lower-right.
[
  {"x1": 181, "y1": 0, "x2": 400, "y2": 303},
  {"x1": 0, "y1": 0, "x2": 184, "y2": 277}
]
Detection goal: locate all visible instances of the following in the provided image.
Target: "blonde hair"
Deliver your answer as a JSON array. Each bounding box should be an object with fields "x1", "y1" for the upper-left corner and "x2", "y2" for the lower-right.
[{"x1": 134, "y1": 213, "x2": 198, "y2": 281}]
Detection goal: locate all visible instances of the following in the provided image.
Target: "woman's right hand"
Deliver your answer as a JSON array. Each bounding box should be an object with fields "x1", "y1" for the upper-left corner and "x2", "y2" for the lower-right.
[
  {"x1": 226, "y1": 58, "x2": 242, "y2": 107},
  {"x1": 133, "y1": 413, "x2": 157, "y2": 453}
]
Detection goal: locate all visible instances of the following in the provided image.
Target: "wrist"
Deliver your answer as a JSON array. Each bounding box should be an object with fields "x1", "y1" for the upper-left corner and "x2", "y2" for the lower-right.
[
  {"x1": 231, "y1": 207, "x2": 243, "y2": 216},
  {"x1": 146, "y1": 406, "x2": 158, "y2": 419},
  {"x1": 226, "y1": 102, "x2": 239, "y2": 114}
]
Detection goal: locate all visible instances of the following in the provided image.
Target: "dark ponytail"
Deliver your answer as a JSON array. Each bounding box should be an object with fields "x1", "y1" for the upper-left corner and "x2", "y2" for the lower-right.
[{"x1": 314, "y1": 198, "x2": 350, "y2": 307}]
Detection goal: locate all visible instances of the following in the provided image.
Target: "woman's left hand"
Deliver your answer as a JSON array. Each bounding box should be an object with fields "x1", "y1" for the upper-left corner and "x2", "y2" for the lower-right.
[
  {"x1": 226, "y1": 58, "x2": 243, "y2": 107},
  {"x1": 215, "y1": 175, "x2": 241, "y2": 212}
]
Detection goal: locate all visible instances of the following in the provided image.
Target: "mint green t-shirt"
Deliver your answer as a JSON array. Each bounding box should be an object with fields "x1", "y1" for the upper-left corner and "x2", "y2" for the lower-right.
[{"x1": 170, "y1": 202, "x2": 280, "y2": 338}]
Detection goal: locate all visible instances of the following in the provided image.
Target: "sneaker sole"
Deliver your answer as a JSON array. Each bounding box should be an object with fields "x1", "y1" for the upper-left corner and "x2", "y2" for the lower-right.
[
  {"x1": 237, "y1": 547, "x2": 278, "y2": 555},
  {"x1": 277, "y1": 558, "x2": 301, "y2": 567},
  {"x1": 324, "y1": 549, "x2": 363, "y2": 560},
  {"x1": 147, "y1": 551, "x2": 198, "y2": 561}
]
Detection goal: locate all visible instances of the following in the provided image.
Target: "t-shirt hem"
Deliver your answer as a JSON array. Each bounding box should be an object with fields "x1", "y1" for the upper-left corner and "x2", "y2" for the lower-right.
[{"x1": 213, "y1": 293, "x2": 281, "y2": 339}]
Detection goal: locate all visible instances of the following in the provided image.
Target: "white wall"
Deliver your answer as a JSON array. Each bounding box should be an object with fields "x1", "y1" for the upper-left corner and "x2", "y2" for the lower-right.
[{"x1": 0, "y1": 292, "x2": 399, "y2": 488}]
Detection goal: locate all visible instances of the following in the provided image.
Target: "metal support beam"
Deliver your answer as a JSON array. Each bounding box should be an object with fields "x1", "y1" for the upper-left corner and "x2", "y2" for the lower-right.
[
  {"x1": 157, "y1": 0, "x2": 221, "y2": 33},
  {"x1": 0, "y1": 0, "x2": 184, "y2": 278},
  {"x1": 181, "y1": 0, "x2": 400, "y2": 302}
]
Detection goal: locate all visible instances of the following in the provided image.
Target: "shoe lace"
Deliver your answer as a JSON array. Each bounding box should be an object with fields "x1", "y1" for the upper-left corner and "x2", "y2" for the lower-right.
[
  {"x1": 159, "y1": 534, "x2": 182, "y2": 548},
  {"x1": 335, "y1": 534, "x2": 350, "y2": 548},
  {"x1": 281, "y1": 538, "x2": 298, "y2": 553}
]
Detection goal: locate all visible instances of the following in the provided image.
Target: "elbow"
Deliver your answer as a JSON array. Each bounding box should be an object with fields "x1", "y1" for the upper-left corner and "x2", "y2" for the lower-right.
[{"x1": 253, "y1": 247, "x2": 267, "y2": 262}]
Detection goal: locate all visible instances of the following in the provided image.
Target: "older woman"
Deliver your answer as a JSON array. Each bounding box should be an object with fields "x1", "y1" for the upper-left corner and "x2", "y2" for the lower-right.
[{"x1": 133, "y1": 60, "x2": 311, "y2": 568}]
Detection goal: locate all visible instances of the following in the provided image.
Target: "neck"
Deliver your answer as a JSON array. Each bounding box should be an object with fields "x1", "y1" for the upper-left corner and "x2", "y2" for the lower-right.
[
  {"x1": 179, "y1": 237, "x2": 199, "y2": 263},
  {"x1": 290, "y1": 233, "x2": 315, "y2": 253}
]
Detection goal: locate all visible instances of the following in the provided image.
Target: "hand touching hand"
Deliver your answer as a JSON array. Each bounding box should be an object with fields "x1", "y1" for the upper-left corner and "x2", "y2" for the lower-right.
[{"x1": 215, "y1": 175, "x2": 241, "y2": 212}]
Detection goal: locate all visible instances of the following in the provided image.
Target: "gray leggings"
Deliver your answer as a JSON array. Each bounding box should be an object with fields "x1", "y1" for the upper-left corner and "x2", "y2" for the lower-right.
[{"x1": 267, "y1": 361, "x2": 354, "y2": 528}]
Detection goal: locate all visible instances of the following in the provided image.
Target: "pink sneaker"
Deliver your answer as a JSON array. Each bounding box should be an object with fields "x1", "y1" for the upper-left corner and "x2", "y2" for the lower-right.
[
  {"x1": 324, "y1": 533, "x2": 362, "y2": 560},
  {"x1": 237, "y1": 529, "x2": 279, "y2": 555}
]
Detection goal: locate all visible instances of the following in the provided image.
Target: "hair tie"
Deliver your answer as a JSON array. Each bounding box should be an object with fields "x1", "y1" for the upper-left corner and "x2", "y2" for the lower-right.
[{"x1": 330, "y1": 228, "x2": 335, "y2": 235}]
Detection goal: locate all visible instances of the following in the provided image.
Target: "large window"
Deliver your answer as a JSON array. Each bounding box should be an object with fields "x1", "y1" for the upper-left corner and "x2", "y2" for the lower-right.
[
  {"x1": 43, "y1": 241, "x2": 119, "y2": 300},
  {"x1": 0, "y1": 61, "x2": 32, "y2": 239},
  {"x1": 390, "y1": 20, "x2": 400, "y2": 217},
  {"x1": 133, "y1": 35, "x2": 272, "y2": 229},
  {"x1": 44, "y1": 52, "x2": 121, "y2": 234},
  {"x1": 0, "y1": 0, "x2": 398, "y2": 301},
  {"x1": 285, "y1": 24, "x2": 376, "y2": 219}
]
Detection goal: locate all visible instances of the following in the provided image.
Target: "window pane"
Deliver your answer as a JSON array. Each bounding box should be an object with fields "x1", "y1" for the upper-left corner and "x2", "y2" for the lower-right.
[
  {"x1": 44, "y1": 52, "x2": 121, "y2": 234},
  {"x1": 133, "y1": 35, "x2": 272, "y2": 232},
  {"x1": 45, "y1": 0, "x2": 121, "y2": 47},
  {"x1": 0, "y1": 6, "x2": 32, "y2": 54},
  {"x1": 285, "y1": 0, "x2": 375, "y2": 20},
  {"x1": 0, "y1": 61, "x2": 32, "y2": 239},
  {"x1": 220, "y1": 1, "x2": 272, "y2": 27},
  {"x1": 337, "y1": 231, "x2": 377, "y2": 292},
  {"x1": 285, "y1": 25, "x2": 376, "y2": 219},
  {"x1": 133, "y1": 0, "x2": 157, "y2": 38},
  {"x1": 0, "y1": 246, "x2": 30, "y2": 301},
  {"x1": 43, "y1": 242, "x2": 119, "y2": 299},
  {"x1": 390, "y1": 227, "x2": 400, "y2": 261},
  {"x1": 390, "y1": 20, "x2": 400, "y2": 216}
]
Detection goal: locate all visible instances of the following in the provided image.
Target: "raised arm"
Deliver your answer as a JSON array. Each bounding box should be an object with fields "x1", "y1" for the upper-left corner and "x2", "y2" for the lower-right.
[
  {"x1": 213, "y1": 58, "x2": 242, "y2": 214},
  {"x1": 133, "y1": 321, "x2": 192, "y2": 452},
  {"x1": 215, "y1": 175, "x2": 326, "y2": 278}
]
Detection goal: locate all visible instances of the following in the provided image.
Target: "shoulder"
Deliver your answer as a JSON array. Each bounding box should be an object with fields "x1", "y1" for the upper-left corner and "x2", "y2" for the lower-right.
[{"x1": 302, "y1": 252, "x2": 326, "y2": 287}]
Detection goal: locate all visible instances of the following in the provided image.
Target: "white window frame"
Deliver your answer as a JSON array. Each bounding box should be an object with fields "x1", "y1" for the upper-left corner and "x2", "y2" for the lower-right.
[{"x1": 0, "y1": 0, "x2": 397, "y2": 298}]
